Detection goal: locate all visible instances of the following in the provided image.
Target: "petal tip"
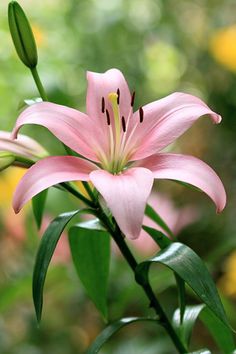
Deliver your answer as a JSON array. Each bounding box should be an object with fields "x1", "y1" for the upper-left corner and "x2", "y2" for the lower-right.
[
  {"x1": 12, "y1": 201, "x2": 20, "y2": 214},
  {"x1": 213, "y1": 113, "x2": 222, "y2": 124}
]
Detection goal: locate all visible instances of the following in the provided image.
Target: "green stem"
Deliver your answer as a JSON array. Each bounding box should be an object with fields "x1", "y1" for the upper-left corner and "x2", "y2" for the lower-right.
[
  {"x1": 95, "y1": 208, "x2": 188, "y2": 354},
  {"x1": 30, "y1": 66, "x2": 48, "y2": 101},
  {"x1": 82, "y1": 181, "x2": 98, "y2": 205},
  {"x1": 60, "y1": 182, "x2": 95, "y2": 208}
]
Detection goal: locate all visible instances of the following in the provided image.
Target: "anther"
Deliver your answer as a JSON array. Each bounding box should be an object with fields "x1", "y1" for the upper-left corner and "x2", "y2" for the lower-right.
[
  {"x1": 121, "y1": 116, "x2": 126, "y2": 132},
  {"x1": 105, "y1": 109, "x2": 111, "y2": 125},
  {"x1": 117, "y1": 88, "x2": 120, "y2": 104},
  {"x1": 101, "y1": 97, "x2": 105, "y2": 113},
  {"x1": 131, "y1": 91, "x2": 135, "y2": 107},
  {"x1": 139, "y1": 107, "x2": 144, "y2": 123}
]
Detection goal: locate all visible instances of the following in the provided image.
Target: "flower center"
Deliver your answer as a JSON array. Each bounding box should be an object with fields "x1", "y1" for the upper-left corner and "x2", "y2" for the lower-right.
[{"x1": 98, "y1": 89, "x2": 144, "y2": 174}]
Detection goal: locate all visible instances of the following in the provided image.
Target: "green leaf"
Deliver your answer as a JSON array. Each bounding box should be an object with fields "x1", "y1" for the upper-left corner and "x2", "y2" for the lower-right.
[
  {"x1": 142, "y1": 225, "x2": 172, "y2": 249},
  {"x1": 86, "y1": 317, "x2": 159, "y2": 354},
  {"x1": 173, "y1": 305, "x2": 235, "y2": 353},
  {"x1": 32, "y1": 189, "x2": 48, "y2": 229},
  {"x1": 135, "y1": 242, "x2": 230, "y2": 328},
  {"x1": 174, "y1": 273, "x2": 186, "y2": 324},
  {"x1": 145, "y1": 204, "x2": 174, "y2": 239},
  {"x1": 170, "y1": 179, "x2": 201, "y2": 192},
  {"x1": 33, "y1": 209, "x2": 85, "y2": 323},
  {"x1": 188, "y1": 350, "x2": 211, "y2": 354},
  {"x1": 76, "y1": 219, "x2": 106, "y2": 231},
  {"x1": 69, "y1": 225, "x2": 110, "y2": 320},
  {"x1": 0, "y1": 152, "x2": 15, "y2": 171},
  {"x1": 24, "y1": 97, "x2": 42, "y2": 106},
  {"x1": 143, "y1": 226, "x2": 186, "y2": 324}
]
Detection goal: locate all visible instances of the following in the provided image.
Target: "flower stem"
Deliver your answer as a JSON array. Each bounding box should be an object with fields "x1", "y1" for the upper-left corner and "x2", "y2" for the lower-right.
[
  {"x1": 60, "y1": 182, "x2": 95, "y2": 208},
  {"x1": 95, "y1": 208, "x2": 188, "y2": 354},
  {"x1": 82, "y1": 181, "x2": 98, "y2": 205},
  {"x1": 30, "y1": 66, "x2": 48, "y2": 101},
  {"x1": 64, "y1": 182, "x2": 187, "y2": 352}
]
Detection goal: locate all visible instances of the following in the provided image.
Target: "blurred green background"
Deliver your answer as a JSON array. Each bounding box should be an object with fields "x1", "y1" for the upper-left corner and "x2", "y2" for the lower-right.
[{"x1": 0, "y1": 0, "x2": 236, "y2": 353}]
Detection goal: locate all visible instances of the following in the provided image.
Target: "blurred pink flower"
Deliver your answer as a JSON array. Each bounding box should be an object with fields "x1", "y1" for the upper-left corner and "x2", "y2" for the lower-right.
[
  {"x1": 131, "y1": 193, "x2": 198, "y2": 256},
  {"x1": 12, "y1": 69, "x2": 226, "y2": 239}
]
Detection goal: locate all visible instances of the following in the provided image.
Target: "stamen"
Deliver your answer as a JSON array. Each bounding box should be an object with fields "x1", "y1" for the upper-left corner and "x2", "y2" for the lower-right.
[
  {"x1": 121, "y1": 116, "x2": 126, "y2": 132},
  {"x1": 117, "y1": 88, "x2": 120, "y2": 104},
  {"x1": 131, "y1": 91, "x2": 135, "y2": 107},
  {"x1": 105, "y1": 109, "x2": 111, "y2": 125},
  {"x1": 139, "y1": 107, "x2": 144, "y2": 123},
  {"x1": 101, "y1": 97, "x2": 105, "y2": 113}
]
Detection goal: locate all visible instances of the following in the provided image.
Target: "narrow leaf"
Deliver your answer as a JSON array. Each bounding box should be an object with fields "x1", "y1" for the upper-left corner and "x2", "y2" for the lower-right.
[
  {"x1": 188, "y1": 350, "x2": 211, "y2": 354},
  {"x1": 200, "y1": 307, "x2": 235, "y2": 353},
  {"x1": 174, "y1": 273, "x2": 186, "y2": 324},
  {"x1": 145, "y1": 203, "x2": 174, "y2": 238},
  {"x1": 69, "y1": 225, "x2": 110, "y2": 319},
  {"x1": 76, "y1": 219, "x2": 106, "y2": 231},
  {"x1": 173, "y1": 305, "x2": 235, "y2": 353},
  {"x1": 142, "y1": 225, "x2": 172, "y2": 249},
  {"x1": 32, "y1": 189, "x2": 48, "y2": 229},
  {"x1": 143, "y1": 226, "x2": 186, "y2": 324},
  {"x1": 33, "y1": 209, "x2": 85, "y2": 323},
  {"x1": 86, "y1": 317, "x2": 159, "y2": 354},
  {"x1": 135, "y1": 242, "x2": 229, "y2": 328}
]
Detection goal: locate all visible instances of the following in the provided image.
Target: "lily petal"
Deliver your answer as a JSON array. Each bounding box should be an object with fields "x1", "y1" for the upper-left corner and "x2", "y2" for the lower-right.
[
  {"x1": 137, "y1": 153, "x2": 226, "y2": 212},
  {"x1": 13, "y1": 156, "x2": 98, "y2": 213},
  {"x1": 131, "y1": 93, "x2": 221, "y2": 160},
  {"x1": 86, "y1": 68, "x2": 132, "y2": 125},
  {"x1": 90, "y1": 167, "x2": 154, "y2": 239},
  {"x1": 0, "y1": 131, "x2": 47, "y2": 159},
  {"x1": 12, "y1": 102, "x2": 103, "y2": 162}
]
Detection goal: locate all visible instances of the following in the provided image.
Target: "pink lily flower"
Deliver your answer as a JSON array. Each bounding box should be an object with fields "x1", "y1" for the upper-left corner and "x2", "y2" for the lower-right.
[{"x1": 11, "y1": 69, "x2": 226, "y2": 239}]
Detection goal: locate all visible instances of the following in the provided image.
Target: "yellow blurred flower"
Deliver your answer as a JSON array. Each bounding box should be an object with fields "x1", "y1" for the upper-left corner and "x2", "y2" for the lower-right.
[
  {"x1": 32, "y1": 24, "x2": 45, "y2": 47},
  {"x1": 210, "y1": 25, "x2": 236, "y2": 72},
  {"x1": 0, "y1": 167, "x2": 26, "y2": 206},
  {"x1": 0, "y1": 167, "x2": 27, "y2": 241},
  {"x1": 218, "y1": 251, "x2": 236, "y2": 298}
]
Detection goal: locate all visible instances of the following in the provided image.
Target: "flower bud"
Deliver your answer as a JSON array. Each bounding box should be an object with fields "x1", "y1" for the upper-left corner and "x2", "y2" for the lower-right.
[
  {"x1": 0, "y1": 152, "x2": 15, "y2": 171},
  {"x1": 8, "y1": 1, "x2": 38, "y2": 68}
]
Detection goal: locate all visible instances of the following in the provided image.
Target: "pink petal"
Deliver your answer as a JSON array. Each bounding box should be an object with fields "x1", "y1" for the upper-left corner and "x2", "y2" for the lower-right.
[
  {"x1": 13, "y1": 156, "x2": 98, "y2": 213},
  {"x1": 90, "y1": 167, "x2": 154, "y2": 239},
  {"x1": 137, "y1": 153, "x2": 226, "y2": 212},
  {"x1": 12, "y1": 102, "x2": 104, "y2": 162},
  {"x1": 0, "y1": 130, "x2": 47, "y2": 159},
  {"x1": 86, "y1": 69, "x2": 132, "y2": 125},
  {"x1": 130, "y1": 92, "x2": 221, "y2": 160}
]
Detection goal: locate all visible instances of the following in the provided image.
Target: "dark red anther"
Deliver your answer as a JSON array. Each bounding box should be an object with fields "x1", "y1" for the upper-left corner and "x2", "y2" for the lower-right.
[
  {"x1": 131, "y1": 91, "x2": 135, "y2": 107},
  {"x1": 105, "y1": 109, "x2": 111, "y2": 125},
  {"x1": 117, "y1": 88, "x2": 120, "y2": 104},
  {"x1": 101, "y1": 97, "x2": 105, "y2": 113},
  {"x1": 139, "y1": 107, "x2": 144, "y2": 123},
  {"x1": 121, "y1": 116, "x2": 126, "y2": 132}
]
